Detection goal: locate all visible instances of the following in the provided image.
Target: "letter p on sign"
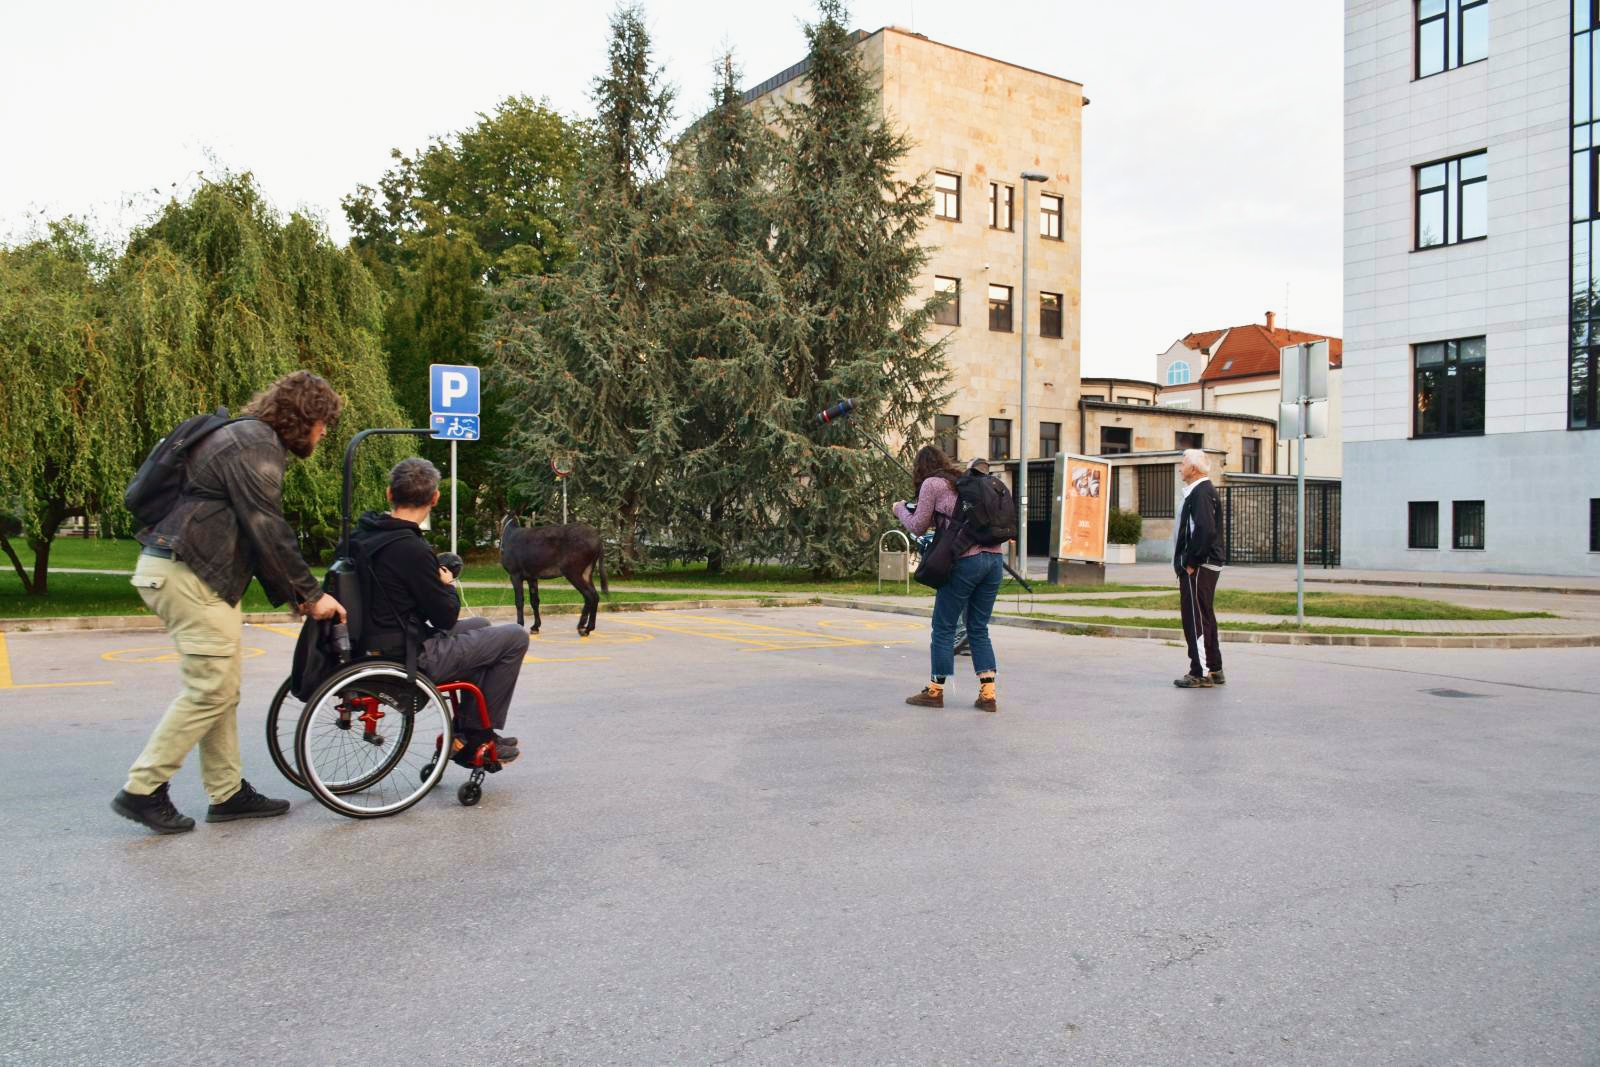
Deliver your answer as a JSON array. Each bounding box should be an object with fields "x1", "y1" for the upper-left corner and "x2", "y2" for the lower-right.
[{"x1": 429, "y1": 364, "x2": 481, "y2": 416}]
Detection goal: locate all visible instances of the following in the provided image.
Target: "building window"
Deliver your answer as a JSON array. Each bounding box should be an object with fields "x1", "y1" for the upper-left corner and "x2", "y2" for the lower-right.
[
  {"x1": 1039, "y1": 292, "x2": 1063, "y2": 338},
  {"x1": 934, "y1": 171, "x2": 960, "y2": 221},
  {"x1": 933, "y1": 276, "x2": 960, "y2": 326},
  {"x1": 1453, "y1": 500, "x2": 1485, "y2": 550},
  {"x1": 1414, "y1": 337, "x2": 1486, "y2": 436},
  {"x1": 1242, "y1": 437, "x2": 1261, "y2": 474},
  {"x1": 1408, "y1": 501, "x2": 1439, "y2": 549},
  {"x1": 988, "y1": 418, "x2": 1012, "y2": 461},
  {"x1": 988, "y1": 284, "x2": 1013, "y2": 332},
  {"x1": 1082, "y1": 394, "x2": 1105, "y2": 402},
  {"x1": 1039, "y1": 193, "x2": 1063, "y2": 239},
  {"x1": 1099, "y1": 427, "x2": 1132, "y2": 455},
  {"x1": 1167, "y1": 361, "x2": 1191, "y2": 385},
  {"x1": 988, "y1": 182, "x2": 1013, "y2": 231},
  {"x1": 1175, "y1": 431, "x2": 1204, "y2": 450},
  {"x1": 1136, "y1": 464, "x2": 1175, "y2": 519},
  {"x1": 934, "y1": 414, "x2": 960, "y2": 458},
  {"x1": 1416, "y1": 0, "x2": 1488, "y2": 79},
  {"x1": 1416, "y1": 151, "x2": 1487, "y2": 248},
  {"x1": 1039, "y1": 422, "x2": 1060, "y2": 457},
  {"x1": 1592, "y1": 499, "x2": 1600, "y2": 551},
  {"x1": 1577, "y1": 347, "x2": 1599, "y2": 429}
]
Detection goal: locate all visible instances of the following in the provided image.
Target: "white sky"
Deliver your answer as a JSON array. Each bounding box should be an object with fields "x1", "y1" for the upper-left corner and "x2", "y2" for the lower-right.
[{"x1": 0, "y1": 0, "x2": 1341, "y2": 382}]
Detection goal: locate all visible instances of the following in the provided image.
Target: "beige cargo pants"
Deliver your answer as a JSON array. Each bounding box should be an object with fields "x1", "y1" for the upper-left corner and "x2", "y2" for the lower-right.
[{"x1": 125, "y1": 554, "x2": 245, "y2": 804}]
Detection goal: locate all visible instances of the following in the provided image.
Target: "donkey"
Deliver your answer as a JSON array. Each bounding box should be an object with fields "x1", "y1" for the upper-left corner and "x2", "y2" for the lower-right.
[{"x1": 500, "y1": 518, "x2": 609, "y2": 636}]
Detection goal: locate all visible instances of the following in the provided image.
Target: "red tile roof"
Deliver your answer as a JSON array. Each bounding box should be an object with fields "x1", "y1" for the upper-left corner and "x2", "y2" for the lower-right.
[{"x1": 1180, "y1": 324, "x2": 1342, "y2": 383}]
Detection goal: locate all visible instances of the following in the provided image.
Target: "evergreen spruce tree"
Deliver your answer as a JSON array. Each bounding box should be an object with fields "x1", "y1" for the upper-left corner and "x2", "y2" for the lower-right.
[
  {"x1": 772, "y1": 0, "x2": 952, "y2": 576},
  {"x1": 665, "y1": 56, "x2": 805, "y2": 572},
  {"x1": 488, "y1": 5, "x2": 684, "y2": 574}
]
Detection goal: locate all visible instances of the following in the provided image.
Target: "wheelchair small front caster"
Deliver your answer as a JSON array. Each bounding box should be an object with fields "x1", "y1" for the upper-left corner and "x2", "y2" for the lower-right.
[
  {"x1": 457, "y1": 781, "x2": 482, "y2": 806},
  {"x1": 420, "y1": 762, "x2": 436, "y2": 785}
]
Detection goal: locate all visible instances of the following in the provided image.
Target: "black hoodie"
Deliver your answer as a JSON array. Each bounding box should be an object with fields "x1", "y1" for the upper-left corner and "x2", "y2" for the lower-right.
[{"x1": 349, "y1": 511, "x2": 460, "y2": 645}]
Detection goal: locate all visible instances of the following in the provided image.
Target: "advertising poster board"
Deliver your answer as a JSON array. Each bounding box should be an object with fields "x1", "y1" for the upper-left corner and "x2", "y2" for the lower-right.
[{"x1": 1054, "y1": 453, "x2": 1110, "y2": 563}]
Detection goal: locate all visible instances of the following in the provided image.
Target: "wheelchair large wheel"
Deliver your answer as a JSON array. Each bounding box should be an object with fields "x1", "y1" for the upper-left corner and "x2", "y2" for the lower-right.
[
  {"x1": 293, "y1": 662, "x2": 452, "y2": 819},
  {"x1": 266, "y1": 678, "x2": 309, "y2": 791}
]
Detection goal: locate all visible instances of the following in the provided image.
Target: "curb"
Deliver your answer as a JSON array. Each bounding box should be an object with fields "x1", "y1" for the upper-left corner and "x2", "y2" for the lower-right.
[
  {"x1": 1304, "y1": 576, "x2": 1600, "y2": 597},
  {"x1": 810, "y1": 597, "x2": 1600, "y2": 650},
  {"x1": 0, "y1": 597, "x2": 813, "y2": 635}
]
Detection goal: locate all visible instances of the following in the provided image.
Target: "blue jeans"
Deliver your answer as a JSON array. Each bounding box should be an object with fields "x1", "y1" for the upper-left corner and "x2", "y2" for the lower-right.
[{"x1": 930, "y1": 551, "x2": 1003, "y2": 678}]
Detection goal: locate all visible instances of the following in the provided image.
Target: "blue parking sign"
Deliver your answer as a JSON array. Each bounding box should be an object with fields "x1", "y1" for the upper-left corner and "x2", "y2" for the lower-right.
[
  {"x1": 431, "y1": 414, "x2": 480, "y2": 441},
  {"x1": 429, "y1": 364, "x2": 480, "y2": 416}
]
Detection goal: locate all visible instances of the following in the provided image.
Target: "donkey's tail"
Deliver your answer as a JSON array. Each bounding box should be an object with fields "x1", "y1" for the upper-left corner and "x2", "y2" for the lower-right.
[{"x1": 597, "y1": 546, "x2": 610, "y2": 597}]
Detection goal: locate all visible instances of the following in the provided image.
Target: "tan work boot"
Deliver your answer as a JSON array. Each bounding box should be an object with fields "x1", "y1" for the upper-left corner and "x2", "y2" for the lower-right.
[
  {"x1": 905, "y1": 682, "x2": 945, "y2": 708},
  {"x1": 974, "y1": 679, "x2": 998, "y2": 713}
]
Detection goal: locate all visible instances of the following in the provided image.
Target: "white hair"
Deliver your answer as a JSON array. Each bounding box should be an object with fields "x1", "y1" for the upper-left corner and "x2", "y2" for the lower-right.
[{"x1": 1182, "y1": 448, "x2": 1209, "y2": 474}]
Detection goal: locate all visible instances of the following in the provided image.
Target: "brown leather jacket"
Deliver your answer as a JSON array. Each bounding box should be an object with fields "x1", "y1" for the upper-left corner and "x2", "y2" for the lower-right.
[{"x1": 137, "y1": 419, "x2": 322, "y2": 607}]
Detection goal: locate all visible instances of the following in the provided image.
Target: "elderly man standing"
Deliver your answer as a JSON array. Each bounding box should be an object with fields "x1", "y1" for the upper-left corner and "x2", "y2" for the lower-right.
[{"x1": 1173, "y1": 449, "x2": 1225, "y2": 689}]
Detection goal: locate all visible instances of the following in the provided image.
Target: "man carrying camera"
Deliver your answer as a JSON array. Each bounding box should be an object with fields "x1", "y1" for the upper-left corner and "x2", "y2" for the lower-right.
[
  {"x1": 351, "y1": 458, "x2": 530, "y2": 759},
  {"x1": 114, "y1": 371, "x2": 347, "y2": 835}
]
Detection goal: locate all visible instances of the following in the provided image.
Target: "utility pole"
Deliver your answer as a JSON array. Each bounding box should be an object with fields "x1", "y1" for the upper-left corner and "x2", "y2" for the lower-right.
[{"x1": 1018, "y1": 169, "x2": 1049, "y2": 575}]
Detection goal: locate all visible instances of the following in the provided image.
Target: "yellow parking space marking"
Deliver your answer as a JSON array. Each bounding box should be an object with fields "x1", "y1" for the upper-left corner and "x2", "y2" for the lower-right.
[
  {"x1": 0, "y1": 632, "x2": 114, "y2": 691},
  {"x1": 252, "y1": 624, "x2": 302, "y2": 639},
  {"x1": 523, "y1": 628, "x2": 653, "y2": 664},
  {"x1": 816, "y1": 618, "x2": 924, "y2": 633},
  {"x1": 102, "y1": 645, "x2": 266, "y2": 665},
  {"x1": 609, "y1": 613, "x2": 902, "y2": 652}
]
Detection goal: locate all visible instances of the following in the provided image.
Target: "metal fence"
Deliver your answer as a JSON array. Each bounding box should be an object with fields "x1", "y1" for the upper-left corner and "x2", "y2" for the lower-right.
[{"x1": 1220, "y1": 481, "x2": 1341, "y2": 566}]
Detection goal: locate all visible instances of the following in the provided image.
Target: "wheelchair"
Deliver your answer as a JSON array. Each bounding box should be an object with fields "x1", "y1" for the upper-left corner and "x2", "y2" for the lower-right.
[
  {"x1": 265, "y1": 663, "x2": 509, "y2": 817},
  {"x1": 261, "y1": 426, "x2": 516, "y2": 819}
]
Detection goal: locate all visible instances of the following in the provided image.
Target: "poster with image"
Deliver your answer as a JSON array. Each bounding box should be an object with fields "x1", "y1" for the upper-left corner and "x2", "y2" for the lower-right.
[{"x1": 1055, "y1": 454, "x2": 1110, "y2": 563}]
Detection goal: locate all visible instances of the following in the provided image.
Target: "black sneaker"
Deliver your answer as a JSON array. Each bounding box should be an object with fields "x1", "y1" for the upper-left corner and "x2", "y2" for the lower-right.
[
  {"x1": 1209, "y1": 671, "x2": 1226, "y2": 686},
  {"x1": 493, "y1": 732, "x2": 519, "y2": 748},
  {"x1": 953, "y1": 638, "x2": 972, "y2": 657},
  {"x1": 1173, "y1": 674, "x2": 1214, "y2": 689},
  {"x1": 112, "y1": 783, "x2": 195, "y2": 835},
  {"x1": 205, "y1": 779, "x2": 290, "y2": 823}
]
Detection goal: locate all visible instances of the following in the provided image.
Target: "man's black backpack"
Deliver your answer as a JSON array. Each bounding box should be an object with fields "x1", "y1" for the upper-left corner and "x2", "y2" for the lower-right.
[
  {"x1": 956, "y1": 470, "x2": 1018, "y2": 547},
  {"x1": 123, "y1": 409, "x2": 236, "y2": 528}
]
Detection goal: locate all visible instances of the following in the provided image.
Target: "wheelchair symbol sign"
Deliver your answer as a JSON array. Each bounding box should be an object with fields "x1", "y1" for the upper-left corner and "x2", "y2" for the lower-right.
[{"x1": 431, "y1": 414, "x2": 480, "y2": 441}]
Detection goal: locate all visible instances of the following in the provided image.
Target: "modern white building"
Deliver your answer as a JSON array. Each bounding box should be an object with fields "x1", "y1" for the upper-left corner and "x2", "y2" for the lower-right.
[{"x1": 1344, "y1": 0, "x2": 1600, "y2": 574}]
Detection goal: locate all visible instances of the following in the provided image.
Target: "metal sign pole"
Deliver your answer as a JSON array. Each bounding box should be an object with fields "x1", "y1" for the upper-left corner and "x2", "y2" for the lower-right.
[
  {"x1": 561, "y1": 480, "x2": 568, "y2": 526},
  {"x1": 450, "y1": 440, "x2": 459, "y2": 558},
  {"x1": 1296, "y1": 343, "x2": 1308, "y2": 624}
]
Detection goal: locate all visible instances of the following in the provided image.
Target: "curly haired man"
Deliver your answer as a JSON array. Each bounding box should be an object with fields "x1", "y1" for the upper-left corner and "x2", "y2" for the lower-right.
[{"x1": 113, "y1": 371, "x2": 348, "y2": 834}]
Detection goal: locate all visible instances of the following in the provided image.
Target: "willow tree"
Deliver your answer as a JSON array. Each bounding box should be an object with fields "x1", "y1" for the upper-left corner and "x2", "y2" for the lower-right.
[
  {"x1": 124, "y1": 174, "x2": 409, "y2": 551},
  {"x1": 771, "y1": 0, "x2": 952, "y2": 575},
  {"x1": 489, "y1": 5, "x2": 687, "y2": 573},
  {"x1": 0, "y1": 222, "x2": 126, "y2": 594}
]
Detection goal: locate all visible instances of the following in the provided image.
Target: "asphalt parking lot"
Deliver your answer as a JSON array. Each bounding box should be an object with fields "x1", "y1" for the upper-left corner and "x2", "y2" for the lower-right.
[{"x1": 1, "y1": 604, "x2": 1596, "y2": 1066}]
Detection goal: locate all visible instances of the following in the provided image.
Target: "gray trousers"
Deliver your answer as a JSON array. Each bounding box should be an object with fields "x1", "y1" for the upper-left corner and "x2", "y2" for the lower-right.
[{"x1": 418, "y1": 617, "x2": 530, "y2": 731}]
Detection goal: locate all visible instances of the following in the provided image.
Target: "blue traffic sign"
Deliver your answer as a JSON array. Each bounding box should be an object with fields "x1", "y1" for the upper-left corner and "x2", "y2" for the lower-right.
[
  {"x1": 429, "y1": 364, "x2": 480, "y2": 416},
  {"x1": 431, "y1": 414, "x2": 480, "y2": 441}
]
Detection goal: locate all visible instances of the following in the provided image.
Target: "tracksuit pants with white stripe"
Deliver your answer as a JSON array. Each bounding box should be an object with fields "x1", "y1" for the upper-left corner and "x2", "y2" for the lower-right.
[{"x1": 1178, "y1": 565, "x2": 1223, "y2": 678}]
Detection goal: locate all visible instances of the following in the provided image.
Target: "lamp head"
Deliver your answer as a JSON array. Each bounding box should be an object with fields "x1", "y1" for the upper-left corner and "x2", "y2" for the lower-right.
[{"x1": 1021, "y1": 170, "x2": 1049, "y2": 182}]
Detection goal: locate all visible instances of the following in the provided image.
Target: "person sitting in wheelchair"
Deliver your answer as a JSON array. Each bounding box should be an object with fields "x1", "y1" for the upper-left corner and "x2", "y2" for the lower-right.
[{"x1": 350, "y1": 457, "x2": 530, "y2": 764}]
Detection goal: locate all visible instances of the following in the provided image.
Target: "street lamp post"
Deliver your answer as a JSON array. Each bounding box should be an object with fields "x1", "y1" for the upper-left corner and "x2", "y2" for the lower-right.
[{"x1": 1018, "y1": 169, "x2": 1050, "y2": 576}]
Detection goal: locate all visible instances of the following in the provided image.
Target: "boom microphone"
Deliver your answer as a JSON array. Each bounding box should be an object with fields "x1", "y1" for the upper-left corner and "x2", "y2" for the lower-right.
[{"x1": 816, "y1": 398, "x2": 857, "y2": 424}]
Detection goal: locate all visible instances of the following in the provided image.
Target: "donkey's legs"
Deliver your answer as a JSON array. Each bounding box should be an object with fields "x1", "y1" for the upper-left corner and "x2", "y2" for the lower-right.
[
  {"x1": 530, "y1": 579, "x2": 542, "y2": 634},
  {"x1": 566, "y1": 564, "x2": 598, "y2": 635},
  {"x1": 512, "y1": 574, "x2": 525, "y2": 628}
]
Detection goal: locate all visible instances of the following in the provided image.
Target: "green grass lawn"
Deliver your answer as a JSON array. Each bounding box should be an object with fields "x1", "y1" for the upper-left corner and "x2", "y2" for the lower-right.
[
  {"x1": 461, "y1": 560, "x2": 1164, "y2": 598},
  {"x1": 9, "y1": 537, "x2": 142, "y2": 572},
  {"x1": 0, "y1": 568, "x2": 754, "y2": 619},
  {"x1": 1019, "y1": 612, "x2": 1486, "y2": 638},
  {"x1": 1044, "y1": 590, "x2": 1551, "y2": 621}
]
